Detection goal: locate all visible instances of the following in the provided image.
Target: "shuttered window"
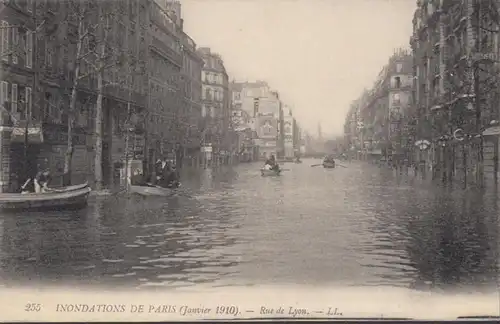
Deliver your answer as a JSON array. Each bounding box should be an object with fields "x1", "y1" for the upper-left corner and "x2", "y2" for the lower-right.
[
  {"x1": 0, "y1": 81, "x2": 8, "y2": 108},
  {"x1": 11, "y1": 27, "x2": 18, "y2": 64},
  {"x1": 25, "y1": 87, "x2": 32, "y2": 119},
  {"x1": 11, "y1": 83, "x2": 17, "y2": 115},
  {"x1": 1, "y1": 21, "x2": 8, "y2": 62},
  {"x1": 25, "y1": 31, "x2": 32, "y2": 68}
]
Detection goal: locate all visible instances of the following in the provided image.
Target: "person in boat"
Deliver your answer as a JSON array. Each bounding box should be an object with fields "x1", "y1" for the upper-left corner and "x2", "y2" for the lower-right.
[
  {"x1": 264, "y1": 154, "x2": 280, "y2": 171},
  {"x1": 34, "y1": 166, "x2": 52, "y2": 193},
  {"x1": 152, "y1": 158, "x2": 164, "y2": 185},
  {"x1": 159, "y1": 159, "x2": 180, "y2": 188},
  {"x1": 130, "y1": 168, "x2": 147, "y2": 186}
]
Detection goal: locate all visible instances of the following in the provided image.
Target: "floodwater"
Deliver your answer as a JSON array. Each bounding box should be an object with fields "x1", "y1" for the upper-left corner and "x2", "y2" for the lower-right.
[{"x1": 0, "y1": 159, "x2": 498, "y2": 293}]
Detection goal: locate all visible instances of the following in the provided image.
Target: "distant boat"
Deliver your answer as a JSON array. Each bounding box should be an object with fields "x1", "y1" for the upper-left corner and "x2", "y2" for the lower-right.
[
  {"x1": 323, "y1": 155, "x2": 336, "y2": 168},
  {"x1": 0, "y1": 182, "x2": 91, "y2": 212}
]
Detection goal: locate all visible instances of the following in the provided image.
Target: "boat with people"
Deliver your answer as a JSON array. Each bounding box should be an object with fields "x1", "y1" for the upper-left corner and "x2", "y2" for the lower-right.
[
  {"x1": 0, "y1": 182, "x2": 91, "y2": 212},
  {"x1": 323, "y1": 155, "x2": 336, "y2": 168},
  {"x1": 129, "y1": 155, "x2": 182, "y2": 197},
  {"x1": 261, "y1": 154, "x2": 282, "y2": 176}
]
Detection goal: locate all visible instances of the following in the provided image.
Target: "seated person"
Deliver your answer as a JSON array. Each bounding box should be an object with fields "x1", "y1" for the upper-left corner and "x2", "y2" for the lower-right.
[
  {"x1": 130, "y1": 169, "x2": 146, "y2": 186},
  {"x1": 34, "y1": 170, "x2": 51, "y2": 193},
  {"x1": 264, "y1": 155, "x2": 279, "y2": 171}
]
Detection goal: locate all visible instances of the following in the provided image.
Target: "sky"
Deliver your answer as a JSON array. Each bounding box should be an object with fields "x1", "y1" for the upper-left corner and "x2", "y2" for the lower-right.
[{"x1": 181, "y1": 0, "x2": 416, "y2": 138}]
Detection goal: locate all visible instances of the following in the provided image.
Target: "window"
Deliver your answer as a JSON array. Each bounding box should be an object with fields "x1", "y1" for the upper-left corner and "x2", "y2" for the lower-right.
[
  {"x1": 25, "y1": 87, "x2": 31, "y2": 119},
  {"x1": 392, "y1": 93, "x2": 400, "y2": 105},
  {"x1": 396, "y1": 63, "x2": 402, "y2": 73},
  {"x1": 11, "y1": 27, "x2": 18, "y2": 64},
  {"x1": 1, "y1": 21, "x2": 8, "y2": 62},
  {"x1": 11, "y1": 83, "x2": 17, "y2": 115},
  {"x1": 0, "y1": 81, "x2": 8, "y2": 109},
  {"x1": 25, "y1": 30, "x2": 32, "y2": 68},
  {"x1": 394, "y1": 76, "x2": 401, "y2": 88},
  {"x1": 46, "y1": 45, "x2": 53, "y2": 67}
]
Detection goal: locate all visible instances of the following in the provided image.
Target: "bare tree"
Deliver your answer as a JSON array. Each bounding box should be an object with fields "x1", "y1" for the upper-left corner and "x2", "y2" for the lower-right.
[
  {"x1": 62, "y1": 0, "x2": 99, "y2": 186},
  {"x1": 62, "y1": 0, "x2": 122, "y2": 187}
]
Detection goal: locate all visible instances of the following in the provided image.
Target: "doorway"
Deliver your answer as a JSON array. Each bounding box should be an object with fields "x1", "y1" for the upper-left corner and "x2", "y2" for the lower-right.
[{"x1": 9, "y1": 143, "x2": 41, "y2": 192}]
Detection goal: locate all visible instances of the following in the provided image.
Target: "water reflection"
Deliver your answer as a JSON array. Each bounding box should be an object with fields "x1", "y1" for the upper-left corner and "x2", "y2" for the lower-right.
[
  {"x1": 404, "y1": 185, "x2": 498, "y2": 292},
  {"x1": 0, "y1": 162, "x2": 497, "y2": 292}
]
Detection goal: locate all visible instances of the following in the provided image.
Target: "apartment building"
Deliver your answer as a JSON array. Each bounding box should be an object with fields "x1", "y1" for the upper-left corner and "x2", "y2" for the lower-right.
[{"x1": 411, "y1": 0, "x2": 500, "y2": 185}]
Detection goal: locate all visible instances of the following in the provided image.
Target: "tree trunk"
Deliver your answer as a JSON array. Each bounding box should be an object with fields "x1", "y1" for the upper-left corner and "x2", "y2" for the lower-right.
[
  {"x1": 63, "y1": 18, "x2": 84, "y2": 186},
  {"x1": 94, "y1": 53, "x2": 104, "y2": 191}
]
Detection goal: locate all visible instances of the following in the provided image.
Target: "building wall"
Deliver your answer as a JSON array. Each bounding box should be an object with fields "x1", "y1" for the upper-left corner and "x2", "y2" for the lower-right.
[
  {"x1": 197, "y1": 47, "x2": 231, "y2": 159},
  {"x1": 411, "y1": 0, "x2": 500, "y2": 185},
  {"x1": 345, "y1": 49, "x2": 412, "y2": 161},
  {"x1": 283, "y1": 115, "x2": 294, "y2": 158},
  {"x1": 180, "y1": 32, "x2": 203, "y2": 158}
]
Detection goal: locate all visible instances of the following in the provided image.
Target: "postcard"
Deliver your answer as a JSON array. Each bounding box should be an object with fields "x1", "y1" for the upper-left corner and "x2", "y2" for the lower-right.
[{"x1": 0, "y1": 0, "x2": 499, "y2": 321}]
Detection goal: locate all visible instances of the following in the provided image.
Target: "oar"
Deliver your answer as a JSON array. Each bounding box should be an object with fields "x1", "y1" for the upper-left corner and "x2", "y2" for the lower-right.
[
  {"x1": 336, "y1": 164, "x2": 347, "y2": 168},
  {"x1": 311, "y1": 164, "x2": 322, "y2": 167}
]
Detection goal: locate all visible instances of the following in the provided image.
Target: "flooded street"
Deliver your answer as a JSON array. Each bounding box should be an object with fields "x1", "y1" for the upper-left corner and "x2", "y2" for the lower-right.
[{"x1": 0, "y1": 160, "x2": 498, "y2": 292}]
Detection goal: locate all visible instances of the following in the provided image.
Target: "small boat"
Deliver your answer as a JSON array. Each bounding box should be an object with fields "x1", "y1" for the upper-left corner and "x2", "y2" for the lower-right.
[
  {"x1": 260, "y1": 168, "x2": 281, "y2": 176},
  {"x1": 0, "y1": 182, "x2": 91, "y2": 212},
  {"x1": 294, "y1": 159, "x2": 303, "y2": 164},
  {"x1": 129, "y1": 183, "x2": 179, "y2": 196},
  {"x1": 323, "y1": 155, "x2": 336, "y2": 168},
  {"x1": 323, "y1": 161, "x2": 336, "y2": 168}
]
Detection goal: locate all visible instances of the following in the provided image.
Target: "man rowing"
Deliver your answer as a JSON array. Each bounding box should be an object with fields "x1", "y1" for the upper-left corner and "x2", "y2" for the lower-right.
[{"x1": 264, "y1": 154, "x2": 280, "y2": 171}]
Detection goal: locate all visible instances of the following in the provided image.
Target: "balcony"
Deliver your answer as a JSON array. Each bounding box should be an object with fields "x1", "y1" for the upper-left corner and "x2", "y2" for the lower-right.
[
  {"x1": 150, "y1": 2, "x2": 178, "y2": 35},
  {"x1": 181, "y1": 33, "x2": 196, "y2": 52}
]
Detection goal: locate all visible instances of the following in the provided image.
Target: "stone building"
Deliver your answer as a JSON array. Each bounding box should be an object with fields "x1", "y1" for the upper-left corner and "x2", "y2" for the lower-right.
[
  {"x1": 344, "y1": 50, "x2": 413, "y2": 163},
  {"x1": 0, "y1": 0, "x2": 151, "y2": 190},
  {"x1": 411, "y1": 0, "x2": 500, "y2": 186},
  {"x1": 197, "y1": 47, "x2": 231, "y2": 165},
  {"x1": 180, "y1": 33, "x2": 204, "y2": 166},
  {"x1": 0, "y1": 0, "x2": 204, "y2": 192}
]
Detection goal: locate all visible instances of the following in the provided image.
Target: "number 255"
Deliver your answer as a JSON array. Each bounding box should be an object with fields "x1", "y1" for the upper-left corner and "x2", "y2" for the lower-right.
[{"x1": 25, "y1": 303, "x2": 41, "y2": 312}]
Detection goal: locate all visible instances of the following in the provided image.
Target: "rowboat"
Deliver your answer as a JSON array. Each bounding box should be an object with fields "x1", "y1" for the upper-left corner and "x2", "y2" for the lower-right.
[
  {"x1": 0, "y1": 182, "x2": 91, "y2": 212},
  {"x1": 260, "y1": 168, "x2": 281, "y2": 176},
  {"x1": 129, "y1": 184, "x2": 179, "y2": 196},
  {"x1": 323, "y1": 161, "x2": 336, "y2": 168}
]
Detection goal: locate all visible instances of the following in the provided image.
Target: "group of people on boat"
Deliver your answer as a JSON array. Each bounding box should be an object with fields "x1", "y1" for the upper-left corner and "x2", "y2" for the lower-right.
[{"x1": 130, "y1": 156, "x2": 181, "y2": 189}]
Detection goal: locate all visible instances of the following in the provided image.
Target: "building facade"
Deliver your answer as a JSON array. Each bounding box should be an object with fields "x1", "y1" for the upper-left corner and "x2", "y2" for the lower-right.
[
  {"x1": 231, "y1": 80, "x2": 283, "y2": 160},
  {"x1": 344, "y1": 50, "x2": 412, "y2": 163},
  {"x1": 146, "y1": 0, "x2": 184, "y2": 173},
  {"x1": 0, "y1": 0, "x2": 152, "y2": 190},
  {"x1": 197, "y1": 47, "x2": 231, "y2": 165},
  {"x1": 0, "y1": 0, "x2": 205, "y2": 192},
  {"x1": 411, "y1": 0, "x2": 500, "y2": 186},
  {"x1": 180, "y1": 32, "x2": 204, "y2": 166}
]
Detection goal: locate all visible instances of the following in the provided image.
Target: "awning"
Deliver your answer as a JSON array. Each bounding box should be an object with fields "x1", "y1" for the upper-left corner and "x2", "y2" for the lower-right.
[
  {"x1": 367, "y1": 149, "x2": 382, "y2": 155},
  {"x1": 483, "y1": 125, "x2": 500, "y2": 136},
  {"x1": 10, "y1": 121, "x2": 44, "y2": 144}
]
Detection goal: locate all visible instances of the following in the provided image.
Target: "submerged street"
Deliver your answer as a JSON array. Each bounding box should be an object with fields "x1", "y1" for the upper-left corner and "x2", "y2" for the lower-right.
[{"x1": 0, "y1": 160, "x2": 498, "y2": 292}]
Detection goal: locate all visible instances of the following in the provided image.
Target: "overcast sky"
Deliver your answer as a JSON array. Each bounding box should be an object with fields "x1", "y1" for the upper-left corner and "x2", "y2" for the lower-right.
[{"x1": 181, "y1": 0, "x2": 416, "y2": 138}]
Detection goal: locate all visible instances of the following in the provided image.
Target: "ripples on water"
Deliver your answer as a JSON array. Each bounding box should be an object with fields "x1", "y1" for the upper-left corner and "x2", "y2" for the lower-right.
[{"x1": 0, "y1": 160, "x2": 497, "y2": 292}]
